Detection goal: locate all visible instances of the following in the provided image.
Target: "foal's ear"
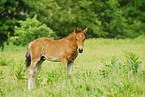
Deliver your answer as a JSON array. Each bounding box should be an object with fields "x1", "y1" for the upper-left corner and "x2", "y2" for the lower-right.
[
  {"x1": 83, "y1": 28, "x2": 88, "y2": 34},
  {"x1": 74, "y1": 27, "x2": 79, "y2": 33}
]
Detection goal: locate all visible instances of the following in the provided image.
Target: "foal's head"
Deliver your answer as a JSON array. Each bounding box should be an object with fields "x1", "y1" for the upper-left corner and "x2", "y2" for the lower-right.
[{"x1": 74, "y1": 27, "x2": 88, "y2": 53}]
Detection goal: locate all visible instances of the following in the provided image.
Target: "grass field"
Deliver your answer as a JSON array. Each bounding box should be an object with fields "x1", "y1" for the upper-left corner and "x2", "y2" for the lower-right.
[{"x1": 0, "y1": 38, "x2": 145, "y2": 97}]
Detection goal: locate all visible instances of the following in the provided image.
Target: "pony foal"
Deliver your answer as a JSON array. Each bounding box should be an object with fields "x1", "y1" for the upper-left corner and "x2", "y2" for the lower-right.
[{"x1": 26, "y1": 27, "x2": 87, "y2": 89}]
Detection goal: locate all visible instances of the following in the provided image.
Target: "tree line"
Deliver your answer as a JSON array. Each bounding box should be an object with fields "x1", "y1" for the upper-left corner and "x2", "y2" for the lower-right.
[{"x1": 0, "y1": 0, "x2": 145, "y2": 48}]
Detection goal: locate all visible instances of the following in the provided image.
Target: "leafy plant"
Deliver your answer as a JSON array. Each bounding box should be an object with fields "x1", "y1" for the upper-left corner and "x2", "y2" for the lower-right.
[
  {"x1": 99, "y1": 56, "x2": 123, "y2": 77},
  {"x1": 15, "y1": 62, "x2": 26, "y2": 80},
  {"x1": 0, "y1": 56, "x2": 15, "y2": 66},
  {"x1": 99, "y1": 53, "x2": 142, "y2": 78},
  {"x1": 10, "y1": 15, "x2": 58, "y2": 46},
  {"x1": 125, "y1": 52, "x2": 142, "y2": 74},
  {"x1": 0, "y1": 71, "x2": 5, "y2": 80},
  {"x1": 115, "y1": 80, "x2": 131, "y2": 97},
  {"x1": 15, "y1": 67, "x2": 23, "y2": 80},
  {"x1": 46, "y1": 68, "x2": 64, "y2": 85},
  {"x1": 0, "y1": 56, "x2": 7, "y2": 66},
  {"x1": 0, "y1": 87, "x2": 5, "y2": 97},
  {"x1": 86, "y1": 87, "x2": 104, "y2": 97}
]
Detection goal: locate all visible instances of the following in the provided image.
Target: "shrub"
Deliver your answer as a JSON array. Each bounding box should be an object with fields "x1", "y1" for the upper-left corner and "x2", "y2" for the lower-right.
[
  {"x1": 125, "y1": 52, "x2": 142, "y2": 74},
  {"x1": 10, "y1": 15, "x2": 58, "y2": 46}
]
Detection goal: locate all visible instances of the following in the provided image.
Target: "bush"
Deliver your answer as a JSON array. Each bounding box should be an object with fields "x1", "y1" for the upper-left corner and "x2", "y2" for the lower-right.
[
  {"x1": 125, "y1": 52, "x2": 142, "y2": 74},
  {"x1": 10, "y1": 15, "x2": 58, "y2": 46}
]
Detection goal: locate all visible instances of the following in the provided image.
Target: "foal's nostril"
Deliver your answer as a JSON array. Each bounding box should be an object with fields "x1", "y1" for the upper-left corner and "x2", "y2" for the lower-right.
[{"x1": 79, "y1": 49, "x2": 83, "y2": 53}]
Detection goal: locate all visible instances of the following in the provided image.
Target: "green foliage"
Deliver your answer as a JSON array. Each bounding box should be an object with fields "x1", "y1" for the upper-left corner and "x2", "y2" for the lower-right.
[
  {"x1": 99, "y1": 56, "x2": 122, "y2": 78},
  {"x1": 126, "y1": 52, "x2": 142, "y2": 74},
  {"x1": 25, "y1": 0, "x2": 53, "y2": 25},
  {"x1": 10, "y1": 16, "x2": 57, "y2": 45},
  {"x1": 99, "y1": 53, "x2": 142, "y2": 78},
  {"x1": 0, "y1": 0, "x2": 29, "y2": 47},
  {"x1": 25, "y1": 0, "x2": 145, "y2": 38},
  {"x1": 0, "y1": 0, "x2": 53, "y2": 47},
  {"x1": 0, "y1": 87, "x2": 5, "y2": 97},
  {"x1": 0, "y1": 56, "x2": 14, "y2": 66},
  {"x1": 46, "y1": 69, "x2": 64, "y2": 85},
  {"x1": 96, "y1": 0, "x2": 145, "y2": 38},
  {"x1": 41, "y1": 0, "x2": 103, "y2": 37},
  {"x1": 15, "y1": 63, "x2": 26, "y2": 80},
  {"x1": 0, "y1": 71, "x2": 5, "y2": 80},
  {"x1": 0, "y1": 56, "x2": 7, "y2": 66}
]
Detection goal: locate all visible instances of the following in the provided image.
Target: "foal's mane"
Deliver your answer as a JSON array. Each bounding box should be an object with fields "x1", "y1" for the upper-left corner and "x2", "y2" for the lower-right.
[
  {"x1": 63, "y1": 32, "x2": 74, "y2": 39},
  {"x1": 63, "y1": 29, "x2": 82, "y2": 39}
]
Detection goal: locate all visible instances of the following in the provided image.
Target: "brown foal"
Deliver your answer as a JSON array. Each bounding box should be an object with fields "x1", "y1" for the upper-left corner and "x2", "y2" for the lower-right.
[{"x1": 26, "y1": 27, "x2": 87, "y2": 89}]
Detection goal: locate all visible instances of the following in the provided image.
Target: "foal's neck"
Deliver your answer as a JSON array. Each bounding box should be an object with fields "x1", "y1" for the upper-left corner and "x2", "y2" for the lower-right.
[
  {"x1": 64, "y1": 33, "x2": 76, "y2": 42},
  {"x1": 63, "y1": 33, "x2": 78, "y2": 52}
]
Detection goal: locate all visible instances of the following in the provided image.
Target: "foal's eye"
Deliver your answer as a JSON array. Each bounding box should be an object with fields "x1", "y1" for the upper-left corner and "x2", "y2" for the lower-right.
[{"x1": 76, "y1": 39, "x2": 78, "y2": 41}]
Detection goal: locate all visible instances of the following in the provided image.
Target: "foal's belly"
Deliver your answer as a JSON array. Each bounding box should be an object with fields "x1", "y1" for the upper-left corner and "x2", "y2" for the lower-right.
[{"x1": 45, "y1": 56, "x2": 61, "y2": 62}]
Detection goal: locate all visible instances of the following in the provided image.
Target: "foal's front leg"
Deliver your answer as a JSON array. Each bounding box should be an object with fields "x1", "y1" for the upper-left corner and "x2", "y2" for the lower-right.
[
  {"x1": 67, "y1": 62, "x2": 74, "y2": 79},
  {"x1": 61, "y1": 58, "x2": 67, "y2": 67},
  {"x1": 61, "y1": 58, "x2": 73, "y2": 78},
  {"x1": 67, "y1": 62, "x2": 73, "y2": 74}
]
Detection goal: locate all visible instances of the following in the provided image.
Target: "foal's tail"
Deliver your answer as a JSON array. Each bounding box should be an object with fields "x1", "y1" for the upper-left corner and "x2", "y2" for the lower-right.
[{"x1": 26, "y1": 44, "x2": 31, "y2": 67}]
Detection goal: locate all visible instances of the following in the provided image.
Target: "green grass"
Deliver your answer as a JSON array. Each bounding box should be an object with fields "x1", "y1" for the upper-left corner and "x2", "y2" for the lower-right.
[{"x1": 0, "y1": 38, "x2": 145, "y2": 97}]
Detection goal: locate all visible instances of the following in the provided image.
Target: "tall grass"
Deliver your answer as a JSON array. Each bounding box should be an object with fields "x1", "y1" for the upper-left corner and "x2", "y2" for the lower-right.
[{"x1": 0, "y1": 38, "x2": 145, "y2": 97}]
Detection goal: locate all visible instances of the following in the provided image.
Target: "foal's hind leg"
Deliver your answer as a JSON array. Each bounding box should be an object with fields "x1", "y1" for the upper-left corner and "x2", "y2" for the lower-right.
[{"x1": 28, "y1": 58, "x2": 43, "y2": 89}]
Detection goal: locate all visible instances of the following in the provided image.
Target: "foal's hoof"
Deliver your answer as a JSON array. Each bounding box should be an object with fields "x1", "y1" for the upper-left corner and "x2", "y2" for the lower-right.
[{"x1": 28, "y1": 85, "x2": 35, "y2": 90}]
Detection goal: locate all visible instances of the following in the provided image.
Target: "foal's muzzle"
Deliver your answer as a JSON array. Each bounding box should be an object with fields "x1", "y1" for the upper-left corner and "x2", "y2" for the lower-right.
[{"x1": 79, "y1": 48, "x2": 83, "y2": 53}]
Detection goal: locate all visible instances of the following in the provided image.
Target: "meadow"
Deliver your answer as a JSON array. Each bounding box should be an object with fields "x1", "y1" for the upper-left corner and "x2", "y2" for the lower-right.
[{"x1": 0, "y1": 37, "x2": 145, "y2": 97}]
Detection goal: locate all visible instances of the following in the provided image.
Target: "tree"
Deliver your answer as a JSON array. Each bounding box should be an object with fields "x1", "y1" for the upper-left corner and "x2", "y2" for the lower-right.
[
  {"x1": 39, "y1": 0, "x2": 103, "y2": 38},
  {"x1": 0, "y1": 0, "x2": 29, "y2": 50},
  {"x1": 93, "y1": 0, "x2": 145, "y2": 38}
]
